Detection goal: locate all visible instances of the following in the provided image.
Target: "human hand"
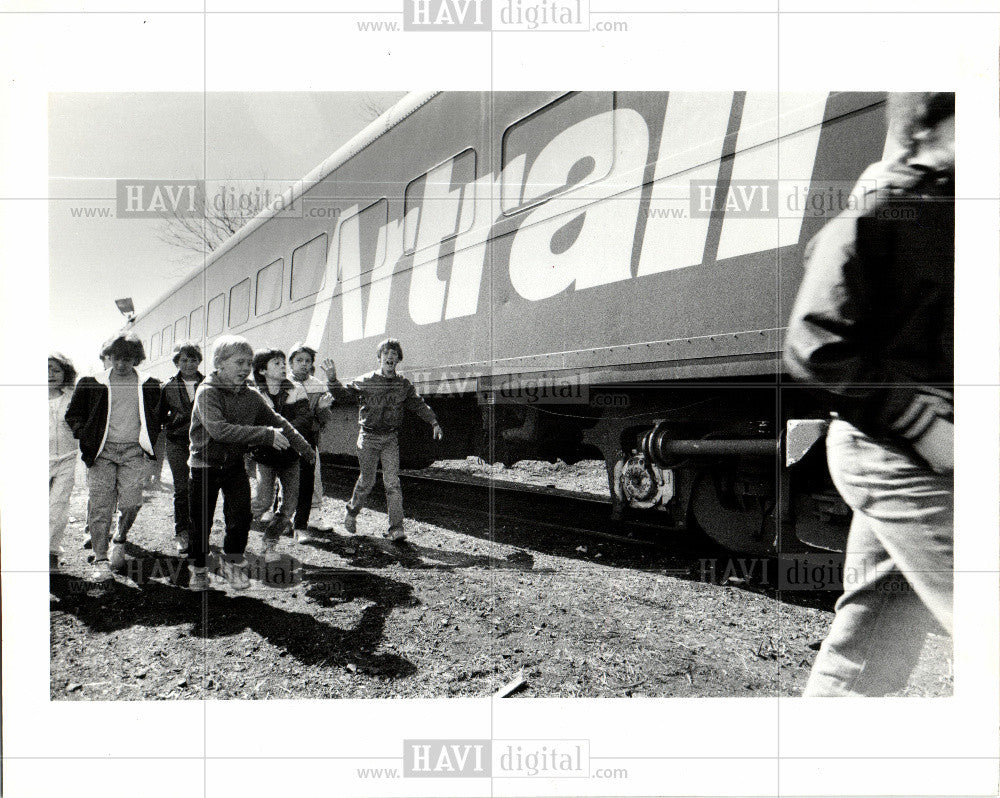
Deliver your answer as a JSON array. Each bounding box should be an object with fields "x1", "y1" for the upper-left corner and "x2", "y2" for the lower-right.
[
  {"x1": 271, "y1": 429, "x2": 291, "y2": 450},
  {"x1": 318, "y1": 394, "x2": 333, "y2": 411},
  {"x1": 304, "y1": 448, "x2": 317, "y2": 465},
  {"x1": 320, "y1": 358, "x2": 336, "y2": 379},
  {"x1": 432, "y1": 423, "x2": 443, "y2": 441}
]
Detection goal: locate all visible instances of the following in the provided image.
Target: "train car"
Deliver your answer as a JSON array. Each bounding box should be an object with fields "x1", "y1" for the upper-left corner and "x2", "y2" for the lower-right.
[{"x1": 127, "y1": 91, "x2": 893, "y2": 554}]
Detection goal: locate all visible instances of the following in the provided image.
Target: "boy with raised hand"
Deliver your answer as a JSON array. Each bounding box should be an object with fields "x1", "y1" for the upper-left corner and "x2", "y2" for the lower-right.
[
  {"x1": 187, "y1": 335, "x2": 314, "y2": 591},
  {"x1": 321, "y1": 337, "x2": 442, "y2": 543},
  {"x1": 65, "y1": 333, "x2": 162, "y2": 582}
]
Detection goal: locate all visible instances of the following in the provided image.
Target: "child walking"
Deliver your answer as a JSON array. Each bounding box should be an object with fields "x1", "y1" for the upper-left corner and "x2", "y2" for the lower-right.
[
  {"x1": 322, "y1": 337, "x2": 442, "y2": 542},
  {"x1": 249, "y1": 348, "x2": 315, "y2": 549},
  {"x1": 49, "y1": 352, "x2": 78, "y2": 571},
  {"x1": 287, "y1": 342, "x2": 334, "y2": 534},
  {"x1": 156, "y1": 342, "x2": 205, "y2": 556},
  {"x1": 187, "y1": 336, "x2": 314, "y2": 591},
  {"x1": 65, "y1": 333, "x2": 162, "y2": 581}
]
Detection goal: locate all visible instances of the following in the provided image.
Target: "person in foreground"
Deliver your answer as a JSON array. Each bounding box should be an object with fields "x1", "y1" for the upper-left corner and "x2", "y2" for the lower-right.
[
  {"x1": 187, "y1": 335, "x2": 314, "y2": 592},
  {"x1": 65, "y1": 333, "x2": 162, "y2": 582},
  {"x1": 322, "y1": 337, "x2": 442, "y2": 543},
  {"x1": 784, "y1": 92, "x2": 955, "y2": 696}
]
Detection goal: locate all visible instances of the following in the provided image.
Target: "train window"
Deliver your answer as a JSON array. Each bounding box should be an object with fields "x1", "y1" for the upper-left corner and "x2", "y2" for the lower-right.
[
  {"x1": 403, "y1": 148, "x2": 476, "y2": 254},
  {"x1": 290, "y1": 234, "x2": 328, "y2": 301},
  {"x1": 161, "y1": 325, "x2": 172, "y2": 357},
  {"x1": 189, "y1": 305, "x2": 204, "y2": 339},
  {"x1": 337, "y1": 199, "x2": 388, "y2": 278},
  {"x1": 174, "y1": 316, "x2": 188, "y2": 344},
  {"x1": 501, "y1": 92, "x2": 614, "y2": 215},
  {"x1": 256, "y1": 259, "x2": 283, "y2": 315},
  {"x1": 151, "y1": 332, "x2": 160, "y2": 360},
  {"x1": 229, "y1": 279, "x2": 251, "y2": 327},
  {"x1": 206, "y1": 294, "x2": 224, "y2": 336}
]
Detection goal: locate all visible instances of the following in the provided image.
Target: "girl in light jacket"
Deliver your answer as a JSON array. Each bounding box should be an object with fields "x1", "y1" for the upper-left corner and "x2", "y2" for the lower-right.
[{"x1": 49, "y1": 352, "x2": 78, "y2": 570}]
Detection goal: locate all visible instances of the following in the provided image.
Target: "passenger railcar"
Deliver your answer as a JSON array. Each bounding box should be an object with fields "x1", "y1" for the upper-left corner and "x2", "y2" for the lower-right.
[{"x1": 127, "y1": 91, "x2": 892, "y2": 554}]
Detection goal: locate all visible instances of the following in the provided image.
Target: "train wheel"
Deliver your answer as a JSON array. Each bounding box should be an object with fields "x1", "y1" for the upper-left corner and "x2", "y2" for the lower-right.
[{"x1": 686, "y1": 470, "x2": 776, "y2": 556}]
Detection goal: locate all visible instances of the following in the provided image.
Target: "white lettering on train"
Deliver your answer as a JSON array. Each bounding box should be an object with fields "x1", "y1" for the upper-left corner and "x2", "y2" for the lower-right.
[
  {"x1": 169, "y1": 93, "x2": 840, "y2": 352},
  {"x1": 637, "y1": 92, "x2": 732, "y2": 276},
  {"x1": 507, "y1": 108, "x2": 648, "y2": 301}
]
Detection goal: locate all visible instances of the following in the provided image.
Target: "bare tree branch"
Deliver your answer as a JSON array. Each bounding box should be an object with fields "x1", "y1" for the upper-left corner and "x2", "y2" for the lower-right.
[{"x1": 156, "y1": 176, "x2": 272, "y2": 256}]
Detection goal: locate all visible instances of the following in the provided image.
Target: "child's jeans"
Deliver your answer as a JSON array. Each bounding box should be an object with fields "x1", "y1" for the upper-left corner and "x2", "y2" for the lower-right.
[
  {"x1": 86, "y1": 442, "x2": 145, "y2": 560},
  {"x1": 188, "y1": 463, "x2": 252, "y2": 569},
  {"x1": 294, "y1": 446, "x2": 319, "y2": 529},
  {"x1": 803, "y1": 420, "x2": 953, "y2": 696},
  {"x1": 164, "y1": 438, "x2": 192, "y2": 537},
  {"x1": 251, "y1": 461, "x2": 300, "y2": 522},
  {"x1": 49, "y1": 454, "x2": 77, "y2": 552},
  {"x1": 347, "y1": 431, "x2": 403, "y2": 530}
]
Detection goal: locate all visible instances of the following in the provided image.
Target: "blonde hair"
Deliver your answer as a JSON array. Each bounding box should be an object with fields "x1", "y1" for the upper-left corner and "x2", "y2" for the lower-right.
[{"x1": 211, "y1": 335, "x2": 253, "y2": 368}]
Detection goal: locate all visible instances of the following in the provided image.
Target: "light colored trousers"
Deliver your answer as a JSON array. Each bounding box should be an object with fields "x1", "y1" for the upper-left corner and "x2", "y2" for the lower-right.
[
  {"x1": 86, "y1": 442, "x2": 146, "y2": 560},
  {"x1": 804, "y1": 420, "x2": 953, "y2": 696},
  {"x1": 348, "y1": 431, "x2": 403, "y2": 530},
  {"x1": 251, "y1": 460, "x2": 300, "y2": 521},
  {"x1": 49, "y1": 454, "x2": 77, "y2": 552}
]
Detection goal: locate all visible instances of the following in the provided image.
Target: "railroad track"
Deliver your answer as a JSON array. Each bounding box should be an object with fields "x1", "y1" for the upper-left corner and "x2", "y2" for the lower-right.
[
  {"x1": 318, "y1": 460, "x2": 837, "y2": 610},
  {"x1": 321, "y1": 461, "x2": 729, "y2": 561}
]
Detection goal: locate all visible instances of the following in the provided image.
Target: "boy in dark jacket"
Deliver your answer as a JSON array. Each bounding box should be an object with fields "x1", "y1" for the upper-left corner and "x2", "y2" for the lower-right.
[
  {"x1": 249, "y1": 348, "x2": 314, "y2": 549},
  {"x1": 784, "y1": 93, "x2": 954, "y2": 696},
  {"x1": 187, "y1": 336, "x2": 314, "y2": 591},
  {"x1": 156, "y1": 342, "x2": 205, "y2": 556},
  {"x1": 65, "y1": 332, "x2": 161, "y2": 582},
  {"x1": 321, "y1": 337, "x2": 442, "y2": 542}
]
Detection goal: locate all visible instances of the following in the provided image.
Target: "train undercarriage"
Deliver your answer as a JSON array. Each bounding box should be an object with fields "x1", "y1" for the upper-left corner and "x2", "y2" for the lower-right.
[{"x1": 320, "y1": 376, "x2": 851, "y2": 555}]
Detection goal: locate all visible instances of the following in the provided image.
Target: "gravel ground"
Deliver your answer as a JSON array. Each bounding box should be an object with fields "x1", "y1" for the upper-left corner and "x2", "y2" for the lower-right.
[{"x1": 49, "y1": 459, "x2": 952, "y2": 700}]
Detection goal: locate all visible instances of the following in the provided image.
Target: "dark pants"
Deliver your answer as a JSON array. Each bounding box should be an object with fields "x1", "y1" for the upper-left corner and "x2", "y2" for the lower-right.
[
  {"x1": 165, "y1": 438, "x2": 191, "y2": 536},
  {"x1": 294, "y1": 454, "x2": 315, "y2": 529},
  {"x1": 189, "y1": 463, "x2": 252, "y2": 568}
]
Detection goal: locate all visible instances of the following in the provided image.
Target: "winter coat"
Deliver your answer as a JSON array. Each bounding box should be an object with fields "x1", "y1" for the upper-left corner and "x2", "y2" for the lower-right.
[{"x1": 64, "y1": 369, "x2": 161, "y2": 467}]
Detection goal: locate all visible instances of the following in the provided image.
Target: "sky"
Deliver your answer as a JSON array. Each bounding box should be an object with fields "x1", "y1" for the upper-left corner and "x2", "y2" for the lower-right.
[{"x1": 48, "y1": 91, "x2": 406, "y2": 374}]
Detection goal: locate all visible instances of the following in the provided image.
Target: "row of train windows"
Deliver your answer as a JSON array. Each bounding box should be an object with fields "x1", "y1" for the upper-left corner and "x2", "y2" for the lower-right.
[
  {"x1": 148, "y1": 229, "x2": 333, "y2": 359},
  {"x1": 147, "y1": 92, "x2": 614, "y2": 360}
]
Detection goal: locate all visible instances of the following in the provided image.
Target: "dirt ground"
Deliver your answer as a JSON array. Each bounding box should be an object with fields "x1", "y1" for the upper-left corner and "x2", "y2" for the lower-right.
[{"x1": 49, "y1": 458, "x2": 952, "y2": 700}]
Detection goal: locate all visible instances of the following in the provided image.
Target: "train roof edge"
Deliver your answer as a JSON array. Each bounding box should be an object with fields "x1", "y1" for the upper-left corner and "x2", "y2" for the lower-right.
[{"x1": 131, "y1": 90, "x2": 442, "y2": 327}]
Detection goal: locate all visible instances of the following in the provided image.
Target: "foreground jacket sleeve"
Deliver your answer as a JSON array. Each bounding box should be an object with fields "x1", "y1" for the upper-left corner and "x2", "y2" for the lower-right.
[
  {"x1": 403, "y1": 380, "x2": 438, "y2": 427},
  {"x1": 64, "y1": 377, "x2": 97, "y2": 438},
  {"x1": 327, "y1": 375, "x2": 362, "y2": 404},
  {"x1": 193, "y1": 387, "x2": 274, "y2": 447},
  {"x1": 784, "y1": 209, "x2": 951, "y2": 445}
]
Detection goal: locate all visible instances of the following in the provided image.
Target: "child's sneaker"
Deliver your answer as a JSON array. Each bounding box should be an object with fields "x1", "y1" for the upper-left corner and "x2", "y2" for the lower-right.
[
  {"x1": 109, "y1": 541, "x2": 127, "y2": 573},
  {"x1": 385, "y1": 526, "x2": 407, "y2": 543},
  {"x1": 89, "y1": 559, "x2": 113, "y2": 582},
  {"x1": 188, "y1": 566, "x2": 209, "y2": 592},
  {"x1": 220, "y1": 557, "x2": 250, "y2": 590},
  {"x1": 294, "y1": 527, "x2": 318, "y2": 545},
  {"x1": 343, "y1": 509, "x2": 358, "y2": 535}
]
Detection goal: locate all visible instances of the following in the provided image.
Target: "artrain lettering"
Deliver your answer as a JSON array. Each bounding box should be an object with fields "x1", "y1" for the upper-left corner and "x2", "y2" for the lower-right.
[
  {"x1": 333, "y1": 94, "x2": 830, "y2": 342},
  {"x1": 507, "y1": 108, "x2": 649, "y2": 301},
  {"x1": 637, "y1": 92, "x2": 731, "y2": 276}
]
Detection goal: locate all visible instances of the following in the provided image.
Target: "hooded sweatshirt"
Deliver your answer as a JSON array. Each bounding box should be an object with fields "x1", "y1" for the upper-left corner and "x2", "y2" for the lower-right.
[{"x1": 188, "y1": 371, "x2": 312, "y2": 469}]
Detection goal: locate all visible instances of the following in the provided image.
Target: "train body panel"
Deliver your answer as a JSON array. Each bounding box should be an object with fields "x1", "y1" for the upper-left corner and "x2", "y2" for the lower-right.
[{"x1": 126, "y1": 90, "x2": 891, "y2": 553}]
